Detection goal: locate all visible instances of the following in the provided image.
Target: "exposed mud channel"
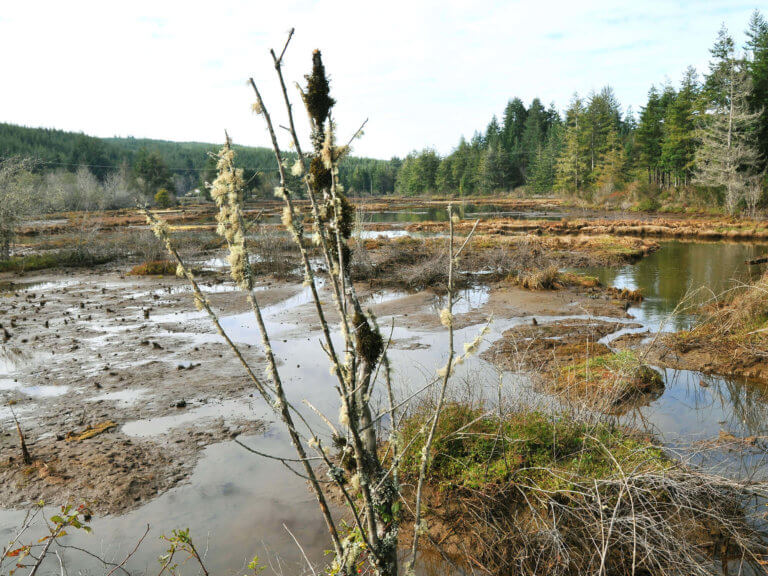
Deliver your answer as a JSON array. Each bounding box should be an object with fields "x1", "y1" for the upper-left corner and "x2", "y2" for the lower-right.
[{"x1": 0, "y1": 263, "x2": 635, "y2": 513}]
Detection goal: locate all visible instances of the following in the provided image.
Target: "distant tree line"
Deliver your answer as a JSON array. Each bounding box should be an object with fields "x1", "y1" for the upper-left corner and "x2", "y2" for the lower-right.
[
  {"x1": 396, "y1": 10, "x2": 768, "y2": 214},
  {"x1": 0, "y1": 125, "x2": 398, "y2": 208}
]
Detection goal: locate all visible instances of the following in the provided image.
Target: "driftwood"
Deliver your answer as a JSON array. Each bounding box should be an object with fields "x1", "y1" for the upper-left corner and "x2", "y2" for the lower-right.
[
  {"x1": 746, "y1": 256, "x2": 768, "y2": 265},
  {"x1": 12, "y1": 410, "x2": 32, "y2": 465}
]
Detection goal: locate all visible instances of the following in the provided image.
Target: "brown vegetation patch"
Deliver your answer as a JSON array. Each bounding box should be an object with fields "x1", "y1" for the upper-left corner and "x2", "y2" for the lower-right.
[
  {"x1": 482, "y1": 319, "x2": 663, "y2": 411},
  {"x1": 657, "y1": 273, "x2": 768, "y2": 381},
  {"x1": 351, "y1": 195, "x2": 564, "y2": 213},
  {"x1": 482, "y1": 319, "x2": 628, "y2": 371},
  {"x1": 406, "y1": 215, "x2": 768, "y2": 241},
  {"x1": 350, "y1": 233, "x2": 656, "y2": 292}
]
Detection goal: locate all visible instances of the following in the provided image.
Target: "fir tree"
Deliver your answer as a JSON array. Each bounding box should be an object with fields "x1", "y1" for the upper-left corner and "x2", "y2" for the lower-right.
[
  {"x1": 746, "y1": 10, "x2": 768, "y2": 170},
  {"x1": 696, "y1": 26, "x2": 763, "y2": 214},
  {"x1": 661, "y1": 67, "x2": 701, "y2": 186},
  {"x1": 556, "y1": 95, "x2": 588, "y2": 194}
]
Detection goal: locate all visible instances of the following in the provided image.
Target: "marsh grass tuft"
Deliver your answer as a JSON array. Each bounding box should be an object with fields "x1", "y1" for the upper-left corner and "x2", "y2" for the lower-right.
[{"x1": 555, "y1": 349, "x2": 665, "y2": 407}]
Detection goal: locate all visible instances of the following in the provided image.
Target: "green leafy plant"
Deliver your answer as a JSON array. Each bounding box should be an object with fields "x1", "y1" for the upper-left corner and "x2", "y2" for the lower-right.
[
  {"x1": 158, "y1": 528, "x2": 209, "y2": 576},
  {"x1": 2, "y1": 503, "x2": 92, "y2": 576}
]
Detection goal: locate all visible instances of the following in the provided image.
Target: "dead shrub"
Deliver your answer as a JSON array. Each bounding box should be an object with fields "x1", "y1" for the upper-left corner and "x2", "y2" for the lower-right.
[
  {"x1": 120, "y1": 228, "x2": 166, "y2": 262},
  {"x1": 248, "y1": 224, "x2": 300, "y2": 280},
  {"x1": 516, "y1": 265, "x2": 561, "y2": 290}
]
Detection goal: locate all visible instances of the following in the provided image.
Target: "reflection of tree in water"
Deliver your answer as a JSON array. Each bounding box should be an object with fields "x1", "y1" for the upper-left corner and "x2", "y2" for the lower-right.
[
  {"x1": 618, "y1": 369, "x2": 768, "y2": 440},
  {"x1": 708, "y1": 374, "x2": 768, "y2": 438},
  {"x1": 593, "y1": 241, "x2": 768, "y2": 331},
  {"x1": 618, "y1": 369, "x2": 768, "y2": 480},
  {"x1": 692, "y1": 374, "x2": 768, "y2": 480}
]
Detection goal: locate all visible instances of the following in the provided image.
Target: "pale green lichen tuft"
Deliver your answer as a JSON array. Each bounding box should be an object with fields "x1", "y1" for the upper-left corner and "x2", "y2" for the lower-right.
[{"x1": 439, "y1": 307, "x2": 453, "y2": 328}]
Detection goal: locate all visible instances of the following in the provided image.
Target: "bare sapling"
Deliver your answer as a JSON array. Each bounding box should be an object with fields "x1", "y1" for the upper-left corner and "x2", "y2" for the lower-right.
[{"x1": 141, "y1": 29, "x2": 484, "y2": 576}]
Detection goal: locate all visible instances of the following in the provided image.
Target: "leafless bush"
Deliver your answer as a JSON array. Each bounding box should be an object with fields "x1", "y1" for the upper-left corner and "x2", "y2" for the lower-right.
[
  {"x1": 432, "y1": 463, "x2": 768, "y2": 576},
  {"x1": 38, "y1": 167, "x2": 139, "y2": 213},
  {"x1": 102, "y1": 165, "x2": 139, "y2": 210},
  {"x1": 0, "y1": 157, "x2": 37, "y2": 260},
  {"x1": 350, "y1": 237, "x2": 452, "y2": 290},
  {"x1": 248, "y1": 224, "x2": 300, "y2": 279},
  {"x1": 350, "y1": 210, "x2": 375, "y2": 278},
  {"x1": 140, "y1": 33, "x2": 490, "y2": 576},
  {"x1": 119, "y1": 228, "x2": 167, "y2": 262}
]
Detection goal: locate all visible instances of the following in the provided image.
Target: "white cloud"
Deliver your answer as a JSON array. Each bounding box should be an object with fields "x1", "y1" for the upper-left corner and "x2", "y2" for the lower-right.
[{"x1": 0, "y1": 0, "x2": 759, "y2": 159}]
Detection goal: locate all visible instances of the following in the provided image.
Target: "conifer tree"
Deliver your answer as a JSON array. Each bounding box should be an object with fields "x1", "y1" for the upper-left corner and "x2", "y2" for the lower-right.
[
  {"x1": 481, "y1": 143, "x2": 512, "y2": 193},
  {"x1": 746, "y1": 10, "x2": 768, "y2": 170},
  {"x1": 556, "y1": 95, "x2": 588, "y2": 194},
  {"x1": 662, "y1": 67, "x2": 701, "y2": 186},
  {"x1": 696, "y1": 26, "x2": 763, "y2": 214},
  {"x1": 529, "y1": 122, "x2": 564, "y2": 194}
]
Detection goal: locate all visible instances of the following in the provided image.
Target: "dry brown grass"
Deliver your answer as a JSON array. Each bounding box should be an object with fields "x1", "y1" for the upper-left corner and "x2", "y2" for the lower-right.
[
  {"x1": 406, "y1": 215, "x2": 768, "y2": 241},
  {"x1": 515, "y1": 266, "x2": 561, "y2": 290}
]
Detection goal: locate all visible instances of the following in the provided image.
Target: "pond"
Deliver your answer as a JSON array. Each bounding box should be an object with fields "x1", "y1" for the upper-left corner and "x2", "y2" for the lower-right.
[
  {"x1": 584, "y1": 240, "x2": 768, "y2": 331},
  {"x1": 582, "y1": 241, "x2": 768, "y2": 475},
  {"x1": 360, "y1": 203, "x2": 568, "y2": 223}
]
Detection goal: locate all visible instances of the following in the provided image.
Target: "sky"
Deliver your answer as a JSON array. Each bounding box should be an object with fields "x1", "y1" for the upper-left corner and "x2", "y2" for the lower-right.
[{"x1": 0, "y1": 1, "x2": 762, "y2": 159}]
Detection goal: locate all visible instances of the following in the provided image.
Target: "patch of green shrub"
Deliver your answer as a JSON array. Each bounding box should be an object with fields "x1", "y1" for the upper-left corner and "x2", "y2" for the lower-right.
[{"x1": 154, "y1": 188, "x2": 174, "y2": 208}]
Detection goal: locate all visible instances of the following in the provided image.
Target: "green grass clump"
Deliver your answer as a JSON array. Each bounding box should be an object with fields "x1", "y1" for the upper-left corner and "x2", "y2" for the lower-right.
[
  {"x1": 398, "y1": 403, "x2": 670, "y2": 492},
  {"x1": 0, "y1": 251, "x2": 113, "y2": 273}
]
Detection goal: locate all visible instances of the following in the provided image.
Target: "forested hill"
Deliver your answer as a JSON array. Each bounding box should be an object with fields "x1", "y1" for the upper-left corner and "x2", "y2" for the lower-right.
[{"x1": 0, "y1": 122, "x2": 399, "y2": 195}]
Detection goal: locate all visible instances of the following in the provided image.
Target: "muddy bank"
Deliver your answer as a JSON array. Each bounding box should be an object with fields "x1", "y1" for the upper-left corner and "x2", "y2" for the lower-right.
[
  {"x1": 0, "y1": 269, "x2": 291, "y2": 513},
  {"x1": 615, "y1": 332, "x2": 768, "y2": 383},
  {"x1": 610, "y1": 273, "x2": 768, "y2": 383},
  {"x1": 0, "y1": 253, "x2": 638, "y2": 514}
]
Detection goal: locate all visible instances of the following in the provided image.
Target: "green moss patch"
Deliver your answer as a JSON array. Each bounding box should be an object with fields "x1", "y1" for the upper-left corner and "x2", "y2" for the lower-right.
[{"x1": 398, "y1": 403, "x2": 670, "y2": 491}]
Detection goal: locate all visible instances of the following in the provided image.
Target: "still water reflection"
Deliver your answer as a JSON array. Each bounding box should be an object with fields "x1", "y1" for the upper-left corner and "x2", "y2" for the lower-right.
[
  {"x1": 584, "y1": 241, "x2": 768, "y2": 331},
  {"x1": 361, "y1": 203, "x2": 566, "y2": 223}
]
